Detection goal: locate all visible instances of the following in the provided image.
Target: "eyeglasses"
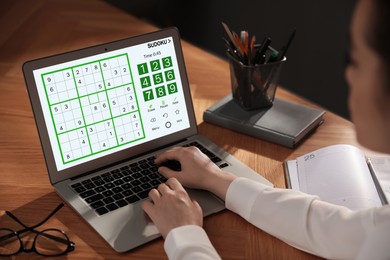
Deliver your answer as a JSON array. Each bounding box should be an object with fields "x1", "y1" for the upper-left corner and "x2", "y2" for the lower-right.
[{"x1": 0, "y1": 203, "x2": 75, "y2": 256}]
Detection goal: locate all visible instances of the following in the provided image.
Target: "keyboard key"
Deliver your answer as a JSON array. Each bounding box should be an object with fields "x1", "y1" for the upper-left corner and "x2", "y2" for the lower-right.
[
  {"x1": 116, "y1": 199, "x2": 128, "y2": 208},
  {"x1": 120, "y1": 166, "x2": 129, "y2": 170},
  {"x1": 122, "y1": 190, "x2": 134, "y2": 197},
  {"x1": 122, "y1": 169, "x2": 131, "y2": 176},
  {"x1": 139, "y1": 163, "x2": 149, "y2": 169},
  {"x1": 74, "y1": 186, "x2": 86, "y2": 193},
  {"x1": 149, "y1": 173, "x2": 159, "y2": 179},
  {"x1": 101, "y1": 172, "x2": 111, "y2": 177},
  {"x1": 112, "y1": 173, "x2": 123, "y2": 179},
  {"x1": 106, "y1": 203, "x2": 118, "y2": 211},
  {"x1": 211, "y1": 157, "x2": 222, "y2": 163},
  {"x1": 95, "y1": 186, "x2": 106, "y2": 193},
  {"x1": 141, "y1": 183, "x2": 151, "y2": 190},
  {"x1": 137, "y1": 190, "x2": 150, "y2": 199},
  {"x1": 125, "y1": 195, "x2": 139, "y2": 204},
  {"x1": 112, "y1": 187, "x2": 123, "y2": 194},
  {"x1": 85, "y1": 194, "x2": 104, "y2": 203},
  {"x1": 84, "y1": 183, "x2": 96, "y2": 189},
  {"x1": 219, "y1": 163, "x2": 229, "y2": 168},
  {"x1": 93, "y1": 179, "x2": 105, "y2": 186},
  {"x1": 81, "y1": 179, "x2": 92, "y2": 185},
  {"x1": 131, "y1": 186, "x2": 142, "y2": 193},
  {"x1": 113, "y1": 179, "x2": 124, "y2": 186},
  {"x1": 140, "y1": 176, "x2": 150, "y2": 183},
  {"x1": 91, "y1": 201, "x2": 104, "y2": 209},
  {"x1": 139, "y1": 159, "x2": 148, "y2": 164},
  {"x1": 132, "y1": 172, "x2": 142, "y2": 179},
  {"x1": 131, "y1": 166, "x2": 141, "y2": 172},
  {"x1": 71, "y1": 183, "x2": 82, "y2": 188},
  {"x1": 102, "y1": 190, "x2": 114, "y2": 197},
  {"x1": 123, "y1": 176, "x2": 134, "y2": 182},
  {"x1": 91, "y1": 176, "x2": 102, "y2": 181},
  {"x1": 131, "y1": 180, "x2": 141, "y2": 186},
  {"x1": 96, "y1": 207, "x2": 109, "y2": 215},
  {"x1": 104, "y1": 183, "x2": 114, "y2": 189},
  {"x1": 103, "y1": 176, "x2": 114, "y2": 182},
  {"x1": 103, "y1": 197, "x2": 114, "y2": 204},
  {"x1": 113, "y1": 193, "x2": 124, "y2": 200},
  {"x1": 150, "y1": 179, "x2": 160, "y2": 186},
  {"x1": 121, "y1": 183, "x2": 131, "y2": 190},
  {"x1": 80, "y1": 190, "x2": 96, "y2": 198},
  {"x1": 129, "y1": 162, "x2": 138, "y2": 167},
  {"x1": 158, "y1": 176, "x2": 167, "y2": 183}
]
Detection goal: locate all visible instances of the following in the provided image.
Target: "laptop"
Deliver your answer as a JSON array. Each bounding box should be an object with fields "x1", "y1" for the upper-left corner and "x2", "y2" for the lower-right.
[{"x1": 22, "y1": 27, "x2": 273, "y2": 252}]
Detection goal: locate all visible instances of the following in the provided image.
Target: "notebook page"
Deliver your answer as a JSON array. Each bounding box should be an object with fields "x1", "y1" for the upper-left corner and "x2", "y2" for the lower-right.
[
  {"x1": 297, "y1": 144, "x2": 382, "y2": 210},
  {"x1": 285, "y1": 160, "x2": 300, "y2": 190},
  {"x1": 370, "y1": 156, "x2": 390, "y2": 203}
]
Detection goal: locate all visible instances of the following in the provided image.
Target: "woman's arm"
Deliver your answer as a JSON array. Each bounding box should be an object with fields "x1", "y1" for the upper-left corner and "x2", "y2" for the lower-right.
[{"x1": 226, "y1": 177, "x2": 380, "y2": 259}]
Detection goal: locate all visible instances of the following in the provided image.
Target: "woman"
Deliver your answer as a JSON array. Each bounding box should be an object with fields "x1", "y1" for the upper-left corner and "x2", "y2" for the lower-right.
[{"x1": 141, "y1": 0, "x2": 390, "y2": 259}]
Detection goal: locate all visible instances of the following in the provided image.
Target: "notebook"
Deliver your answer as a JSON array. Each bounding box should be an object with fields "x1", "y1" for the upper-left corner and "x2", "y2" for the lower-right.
[
  {"x1": 22, "y1": 27, "x2": 273, "y2": 252},
  {"x1": 203, "y1": 95, "x2": 325, "y2": 148}
]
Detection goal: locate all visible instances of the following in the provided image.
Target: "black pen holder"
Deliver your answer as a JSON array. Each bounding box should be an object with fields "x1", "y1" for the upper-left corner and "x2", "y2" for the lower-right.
[{"x1": 228, "y1": 52, "x2": 286, "y2": 110}]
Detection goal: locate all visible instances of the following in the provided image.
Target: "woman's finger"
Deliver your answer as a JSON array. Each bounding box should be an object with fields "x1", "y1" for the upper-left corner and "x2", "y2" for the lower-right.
[
  {"x1": 148, "y1": 188, "x2": 160, "y2": 202},
  {"x1": 157, "y1": 183, "x2": 172, "y2": 195},
  {"x1": 165, "y1": 177, "x2": 183, "y2": 191}
]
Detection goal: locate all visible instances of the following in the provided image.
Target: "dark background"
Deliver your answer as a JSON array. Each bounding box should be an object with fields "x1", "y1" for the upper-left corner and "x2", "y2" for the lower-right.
[{"x1": 104, "y1": 0, "x2": 356, "y2": 119}]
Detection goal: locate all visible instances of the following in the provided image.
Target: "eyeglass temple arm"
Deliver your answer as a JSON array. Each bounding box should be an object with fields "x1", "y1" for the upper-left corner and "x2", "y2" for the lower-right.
[
  {"x1": 39, "y1": 230, "x2": 75, "y2": 247},
  {"x1": 5, "y1": 203, "x2": 64, "y2": 230}
]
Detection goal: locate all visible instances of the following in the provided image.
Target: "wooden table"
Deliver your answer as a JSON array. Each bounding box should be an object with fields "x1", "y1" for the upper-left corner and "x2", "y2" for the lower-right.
[{"x1": 0, "y1": 0, "x2": 360, "y2": 259}]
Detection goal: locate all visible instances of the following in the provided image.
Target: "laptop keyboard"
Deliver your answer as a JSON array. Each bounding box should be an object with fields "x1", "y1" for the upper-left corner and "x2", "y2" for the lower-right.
[{"x1": 70, "y1": 141, "x2": 228, "y2": 216}]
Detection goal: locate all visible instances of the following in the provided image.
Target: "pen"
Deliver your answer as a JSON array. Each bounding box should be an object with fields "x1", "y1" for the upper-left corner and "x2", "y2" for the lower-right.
[
  {"x1": 221, "y1": 22, "x2": 243, "y2": 59},
  {"x1": 248, "y1": 35, "x2": 256, "y2": 65},
  {"x1": 240, "y1": 30, "x2": 249, "y2": 58},
  {"x1": 233, "y1": 31, "x2": 247, "y2": 64},
  {"x1": 276, "y1": 28, "x2": 296, "y2": 61},
  {"x1": 223, "y1": 37, "x2": 242, "y2": 61},
  {"x1": 253, "y1": 37, "x2": 271, "y2": 65},
  {"x1": 243, "y1": 31, "x2": 249, "y2": 56}
]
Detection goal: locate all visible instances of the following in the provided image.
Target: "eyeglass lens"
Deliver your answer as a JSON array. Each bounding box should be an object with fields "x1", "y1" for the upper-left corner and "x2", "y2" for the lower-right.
[
  {"x1": 34, "y1": 229, "x2": 71, "y2": 256},
  {"x1": 0, "y1": 228, "x2": 21, "y2": 256}
]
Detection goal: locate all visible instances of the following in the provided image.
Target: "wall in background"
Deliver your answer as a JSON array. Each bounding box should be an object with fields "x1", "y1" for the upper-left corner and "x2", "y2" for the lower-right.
[{"x1": 105, "y1": 0, "x2": 355, "y2": 119}]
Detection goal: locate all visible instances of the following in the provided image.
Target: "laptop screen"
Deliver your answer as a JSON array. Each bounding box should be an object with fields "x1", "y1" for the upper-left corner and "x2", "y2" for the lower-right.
[{"x1": 23, "y1": 28, "x2": 197, "y2": 181}]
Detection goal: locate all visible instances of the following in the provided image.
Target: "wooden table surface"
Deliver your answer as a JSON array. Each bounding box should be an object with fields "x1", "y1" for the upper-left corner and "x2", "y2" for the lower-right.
[{"x1": 0, "y1": 0, "x2": 360, "y2": 259}]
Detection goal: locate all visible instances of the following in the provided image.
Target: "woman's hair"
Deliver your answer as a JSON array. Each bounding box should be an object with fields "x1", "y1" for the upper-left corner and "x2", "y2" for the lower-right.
[{"x1": 367, "y1": 0, "x2": 390, "y2": 86}]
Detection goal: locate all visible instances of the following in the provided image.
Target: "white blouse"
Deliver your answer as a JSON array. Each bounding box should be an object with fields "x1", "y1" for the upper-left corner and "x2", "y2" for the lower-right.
[{"x1": 164, "y1": 177, "x2": 390, "y2": 260}]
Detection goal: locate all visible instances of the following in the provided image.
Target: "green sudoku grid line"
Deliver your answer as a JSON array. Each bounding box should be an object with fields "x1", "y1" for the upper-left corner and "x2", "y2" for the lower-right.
[{"x1": 41, "y1": 53, "x2": 145, "y2": 165}]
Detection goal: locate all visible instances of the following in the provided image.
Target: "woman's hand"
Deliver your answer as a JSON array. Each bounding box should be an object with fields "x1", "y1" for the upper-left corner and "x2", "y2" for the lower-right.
[
  {"x1": 155, "y1": 146, "x2": 237, "y2": 200},
  {"x1": 141, "y1": 177, "x2": 203, "y2": 239}
]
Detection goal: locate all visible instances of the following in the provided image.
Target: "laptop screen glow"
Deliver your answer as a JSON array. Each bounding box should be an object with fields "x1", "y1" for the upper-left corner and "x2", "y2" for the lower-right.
[{"x1": 32, "y1": 36, "x2": 190, "y2": 171}]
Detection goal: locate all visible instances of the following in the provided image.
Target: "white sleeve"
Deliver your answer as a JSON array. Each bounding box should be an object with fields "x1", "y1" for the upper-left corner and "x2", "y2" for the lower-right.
[
  {"x1": 164, "y1": 225, "x2": 221, "y2": 260},
  {"x1": 226, "y1": 177, "x2": 390, "y2": 260},
  {"x1": 355, "y1": 221, "x2": 390, "y2": 260}
]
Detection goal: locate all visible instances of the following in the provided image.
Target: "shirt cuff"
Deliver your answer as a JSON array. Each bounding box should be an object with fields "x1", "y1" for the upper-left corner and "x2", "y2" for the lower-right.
[
  {"x1": 164, "y1": 225, "x2": 221, "y2": 260},
  {"x1": 226, "y1": 177, "x2": 272, "y2": 219}
]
